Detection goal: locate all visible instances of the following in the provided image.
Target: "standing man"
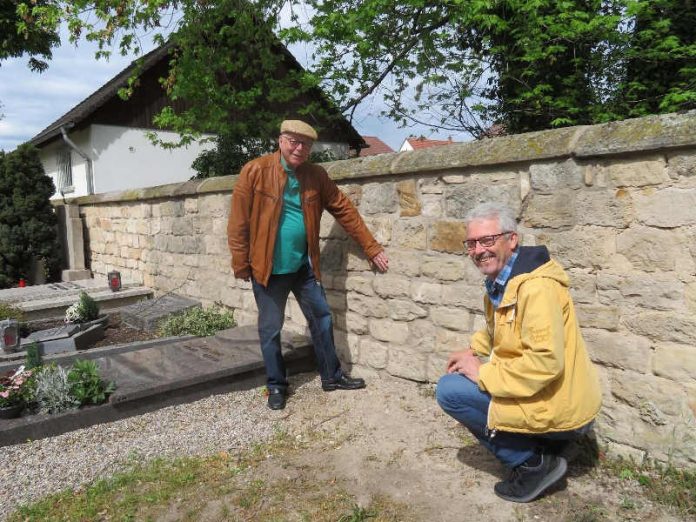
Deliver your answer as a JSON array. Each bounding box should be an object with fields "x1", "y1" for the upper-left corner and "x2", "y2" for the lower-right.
[
  {"x1": 228, "y1": 120, "x2": 389, "y2": 410},
  {"x1": 436, "y1": 202, "x2": 601, "y2": 503}
]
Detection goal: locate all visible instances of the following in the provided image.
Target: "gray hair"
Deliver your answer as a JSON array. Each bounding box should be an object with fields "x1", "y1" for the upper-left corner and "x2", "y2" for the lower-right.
[{"x1": 464, "y1": 202, "x2": 518, "y2": 233}]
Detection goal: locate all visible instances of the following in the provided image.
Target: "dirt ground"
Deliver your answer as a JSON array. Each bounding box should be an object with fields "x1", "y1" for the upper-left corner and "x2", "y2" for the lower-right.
[
  {"x1": 240, "y1": 372, "x2": 685, "y2": 522},
  {"x1": 28, "y1": 312, "x2": 160, "y2": 348}
]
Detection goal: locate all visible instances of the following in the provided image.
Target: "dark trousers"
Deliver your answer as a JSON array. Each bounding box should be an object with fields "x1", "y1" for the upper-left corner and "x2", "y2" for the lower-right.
[{"x1": 252, "y1": 263, "x2": 342, "y2": 392}]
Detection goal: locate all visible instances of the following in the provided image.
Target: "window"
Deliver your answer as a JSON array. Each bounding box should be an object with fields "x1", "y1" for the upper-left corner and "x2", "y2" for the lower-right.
[{"x1": 57, "y1": 148, "x2": 73, "y2": 191}]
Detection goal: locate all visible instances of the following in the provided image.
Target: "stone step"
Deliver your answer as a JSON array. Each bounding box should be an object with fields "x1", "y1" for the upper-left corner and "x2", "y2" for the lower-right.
[
  {"x1": 0, "y1": 326, "x2": 315, "y2": 447},
  {"x1": 0, "y1": 280, "x2": 153, "y2": 321}
]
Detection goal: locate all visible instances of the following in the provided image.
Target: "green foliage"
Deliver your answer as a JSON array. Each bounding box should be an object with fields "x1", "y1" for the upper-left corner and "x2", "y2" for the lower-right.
[
  {"x1": 0, "y1": 301, "x2": 24, "y2": 321},
  {"x1": 0, "y1": 0, "x2": 59, "y2": 73},
  {"x1": 67, "y1": 359, "x2": 116, "y2": 406},
  {"x1": 17, "y1": 0, "x2": 696, "y2": 141},
  {"x1": 25, "y1": 342, "x2": 42, "y2": 370},
  {"x1": 191, "y1": 136, "x2": 276, "y2": 179},
  {"x1": 64, "y1": 291, "x2": 101, "y2": 323},
  {"x1": 0, "y1": 144, "x2": 61, "y2": 288},
  {"x1": 34, "y1": 364, "x2": 80, "y2": 414},
  {"x1": 158, "y1": 305, "x2": 235, "y2": 337}
]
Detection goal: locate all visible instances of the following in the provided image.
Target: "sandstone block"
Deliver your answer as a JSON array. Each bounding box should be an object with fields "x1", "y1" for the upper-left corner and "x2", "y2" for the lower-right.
[
  {"x1": 635, "y1": 188, "x2": 696, "y2": 227},
  {"x1": 364, "y1": 216, "x2": 393, "y2": 245},
  {"x1": 361, "y1": 181, "x2": 397, "y2": 215},
  {"x1": 420, "y1": 180, "x2": 444, "y2": 194},
  {"x1": 320, "y1": 240, "x2": 345, "y2": 272},
  {"x1": 344, "y1": 275, "x2": 375, "y2": 296},
  {"x1": 347, "y1": 294, "x2": 389, "y2": 318},
  {"x1": 184, "y1": 198, "x2": 198, "y2": 214},
  {"x1": 610, "y1": 371, "x2": 688, "y2": 417},
  {"x1": 388, "y1": 249, "x2": 421, "y2": 277},
  {"x1": 575, "y1": 304, "x2": 619, "y2": 331},
  {"x1": 605, "y1": 157, "x2": 669, "y2": 187},
  {"x1": 537, "y1": 226, "x2": 616, "y2": 270},
  {"x1": 430, "y1": 307, "x2": 471, "y2": 331},
  {"x1": 344, "y1": 311, "x2": 369, "y2": 335},
  {"x1": 334, "y1": 332, "x2": 360, "y2": 365},
  {"x1": 339, "y1": 184, "x2": 362, "y2": 206},
  {"x1": 523, "y1": 191, "x2": 576, "y2": 229},
  {"x1": 427, "y1": 353, "x2": 449, "y2": 382},
  {"x1": 421, "y1": 194, "x2": 443, "y2": 217},
  {"x1": 320, "y1": 214, "x2": 347, "y2": 240},
  {"x1": 597, "y1": 273, "x2": 684, "y2": 311},
  {"x1": 445, "y1": 180, "x2": 521, "y2": 219},
  {"x1": 529, "y1": 159, "x2": 583, "y2": 194},
  {"x1": 389, "y1": 299, "x2": 428, "y2": 321},
  {"x1": 361, "y1": 338, "x2": 389, "y2": 369},
  {"x1": 393, "y1": 220, "x2": 427, "y2": 250},
  {"x1": 325, "y1": 290, "x2": 347, "y2": 311},
  {"x1": 574, "y1": 189, "x2": 633, "y2": 227},
  {"x1": 373, "y1": 275, "x2": 411, "y2": 298},
  {"x1": 616, "y1": 227, "x2": 685, "y2": 272},
  {"x1": 387, "y1": 346, "x2": 428, "y2": 381},
  {"x1": 653, "y1": 343, "x2": 696, "y2": 382},
  {"x1": 411, "y1": 281, "x2": 442, "y2": 304},
  {"x1": 435, "y1": 328, "x2": 471, "y2": 353},
  {"x1": 667, "y1": 152, "x2": 696, "y2": 178},
  {"x1": 198, "y1": 194, "x2": 228, "y2": 217},
  {"x1": 408, "y1": 319, "x2": 437, "y2": 344},
  {"x1": 369, "y1": 318, "x2": 411, "y2": 344},
  {"x1": 420, "y1": 256, "x2": 467, "y2": 281},
  {"x1": 441, "y1": 283, "x2": 485, "y2": 311},
  {"x1": 582, "y1": 328, "x2": 652, "y2": 373},
  {"x1": 429, "y1": 221, "x2": 467, "y2": 254},
  {"x1": 687, "y1": 282, "x2": 696, "y2": 314},
  {"x1": 397, "y1": 179, "x2": 421, "y2": 216},
  {"x1": 623, "y1": 311, "x2": 696, "y2": 344},
  {"x1": 567, "y1": 269, "x2": 597, "y2": 304}
]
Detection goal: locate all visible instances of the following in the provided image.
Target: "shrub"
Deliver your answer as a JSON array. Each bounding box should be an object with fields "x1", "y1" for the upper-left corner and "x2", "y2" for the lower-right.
[
  {"x1": 67, "y1": 359, "x2": 116, "y2": 406},
  {"x1": 158, "y1": 305, "x2": 235, "y2": 337},
  {"x1": 0, "y1": 302, "x2": 24, "y2": 321},
  {"x1": 34, "y1": 364, "x2": 79, "y2": 414},
  {"x1": 64, "y1": 291, "x2": 100, "y2": 323},
  {"x1": 0, "y1": 145, "x2": 61, "y2": 288}
]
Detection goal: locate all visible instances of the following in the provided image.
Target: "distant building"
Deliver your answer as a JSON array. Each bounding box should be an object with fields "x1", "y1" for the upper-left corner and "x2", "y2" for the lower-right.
[
  {"x1": 399, "y1": 136, "x2": 457, "y2": 152},
  {"x1": 358, "y1": 136, "x2": 395, "y2": 157},
  {"x1": 31, "y1": 43, "x2": 365, "y2": 199}
]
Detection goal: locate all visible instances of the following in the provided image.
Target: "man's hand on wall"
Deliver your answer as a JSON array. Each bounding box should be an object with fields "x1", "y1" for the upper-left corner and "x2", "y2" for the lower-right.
[{"x1": 371, "y1": 251, "x2": 389, "y2": 272}]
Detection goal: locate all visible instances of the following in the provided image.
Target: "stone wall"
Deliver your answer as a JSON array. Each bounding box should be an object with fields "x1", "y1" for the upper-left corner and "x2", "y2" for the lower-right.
[{"x1": 68, "y1": 111, "x2": 696, "y2": 466}]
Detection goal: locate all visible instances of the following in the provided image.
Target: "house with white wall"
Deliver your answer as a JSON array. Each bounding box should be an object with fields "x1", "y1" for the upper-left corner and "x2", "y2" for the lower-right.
[{"x1": 31, "y1": 43, "x2": 366, "y2": 199}]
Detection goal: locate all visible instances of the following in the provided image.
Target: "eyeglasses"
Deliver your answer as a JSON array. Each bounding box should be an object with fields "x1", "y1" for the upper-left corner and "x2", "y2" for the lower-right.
[
  {"x1": 464, "y1": 232, "x2": 510, "y2": 251},
  {"x1": 281, "y1": 135, "x2": 313, "y2": 149}
]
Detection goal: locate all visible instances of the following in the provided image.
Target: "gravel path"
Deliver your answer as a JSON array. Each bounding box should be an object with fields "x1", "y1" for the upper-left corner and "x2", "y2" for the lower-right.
[{"x1": 0, "y1": 384, "x2": 281, "y2": 521}]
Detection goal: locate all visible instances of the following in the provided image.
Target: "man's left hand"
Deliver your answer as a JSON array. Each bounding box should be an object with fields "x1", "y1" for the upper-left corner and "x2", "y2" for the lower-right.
[{"x1": 371, "y1": 251, "x2": 389, "y2": 272}]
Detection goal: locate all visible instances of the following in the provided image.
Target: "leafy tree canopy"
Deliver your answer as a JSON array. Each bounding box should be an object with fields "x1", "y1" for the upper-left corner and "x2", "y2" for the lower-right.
[
  {"x1": 1, "y1": 0, "x2": 59, "y2": 72},
  {"x1": 14, "y1": 0, "x2": 696, "y2": 143}
]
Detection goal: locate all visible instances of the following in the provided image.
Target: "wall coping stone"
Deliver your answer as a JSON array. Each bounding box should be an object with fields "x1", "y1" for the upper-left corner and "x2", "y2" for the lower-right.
[{"x1": 65, "y1": 110, "x2": 696, "y2": 206}]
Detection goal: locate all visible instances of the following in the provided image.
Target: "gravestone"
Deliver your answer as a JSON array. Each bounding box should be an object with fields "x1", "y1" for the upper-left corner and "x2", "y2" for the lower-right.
[{"x1": 120, "y1": 294, "x2": 201, "y2": 332}]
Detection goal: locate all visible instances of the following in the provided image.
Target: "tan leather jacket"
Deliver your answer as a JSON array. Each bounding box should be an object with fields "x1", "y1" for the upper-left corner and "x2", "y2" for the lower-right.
[{"x1": 227, "y1": 150, "x2": 383, "y2": 286}]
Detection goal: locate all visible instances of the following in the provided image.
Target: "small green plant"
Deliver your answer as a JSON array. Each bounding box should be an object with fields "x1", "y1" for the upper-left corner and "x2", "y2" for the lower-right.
[
  {"x1": 25, "y1": 342, "x2": 42, "y2": 370},
  {"x1": 0, "y1": 301, "x2": 24, "y2": 321},
  {"x1": 0, "y1": 366, "x2": 35, "y2": 408},
  {"x1": 64, "y1": 291, "x2": 100, "y2": 324},
  {"x1": 67, "y1": 359, "x2": 116, "y2": 406},
  {"x1": 34, "y1": 364, "x2": 80, "y2": 414},
  {"x1": 158, "y1": 305, "x2": 235, "y2": 337}
]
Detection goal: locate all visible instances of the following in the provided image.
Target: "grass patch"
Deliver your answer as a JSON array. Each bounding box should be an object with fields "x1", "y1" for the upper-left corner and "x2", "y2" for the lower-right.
[
  {"x1": 602, "y1": 456, "x2": 696, "y2": 517},
  {"x1": 9, "y1": 431, "x2": 414, "y2": 522}
]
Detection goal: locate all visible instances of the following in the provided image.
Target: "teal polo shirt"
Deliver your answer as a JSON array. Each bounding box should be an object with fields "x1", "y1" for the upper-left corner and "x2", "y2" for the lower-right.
[{"x1": 272, "y1": 157, "x2": 308, "y2": 274}]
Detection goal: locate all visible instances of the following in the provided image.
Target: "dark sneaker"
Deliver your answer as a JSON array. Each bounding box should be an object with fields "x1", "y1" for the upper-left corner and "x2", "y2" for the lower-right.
[
  {"x1": 494, "y1": 454, "x2": 568, "y2": 503},
  {"x1": 267, "y1": 388, "x2": 286, "y2": 410},
  {"x1": 322, "y1": 375, "x2": 366, "y2": 391}
]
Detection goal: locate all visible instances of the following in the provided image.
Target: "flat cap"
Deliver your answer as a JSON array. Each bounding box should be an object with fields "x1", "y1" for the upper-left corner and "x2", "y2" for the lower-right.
[{"x1": 280, "y1": 120, "x2": 318, "y2": 141}]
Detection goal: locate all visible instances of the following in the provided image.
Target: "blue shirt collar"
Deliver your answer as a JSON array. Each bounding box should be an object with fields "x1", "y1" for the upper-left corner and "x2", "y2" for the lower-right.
[{"x1": 484, "y1": 250, "x2": 519, "y2": 308}]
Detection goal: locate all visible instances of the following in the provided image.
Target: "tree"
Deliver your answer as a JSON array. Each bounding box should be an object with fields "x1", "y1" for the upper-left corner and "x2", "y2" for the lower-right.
[
  {"x1": 0, "y1": 144, "x2": 62, "y2": 288},
  {"x1": 17, "y1": 0, "x2": 696, "y2": 145}
]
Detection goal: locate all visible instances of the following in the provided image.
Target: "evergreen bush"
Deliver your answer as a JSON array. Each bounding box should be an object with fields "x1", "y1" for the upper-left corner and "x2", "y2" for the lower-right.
[
  {"x1": 0, "y1": 144, "x2": 61, "y2": 288},
  {"x1": 159, "y1": 305, "x2": 235, "y2": 337}
]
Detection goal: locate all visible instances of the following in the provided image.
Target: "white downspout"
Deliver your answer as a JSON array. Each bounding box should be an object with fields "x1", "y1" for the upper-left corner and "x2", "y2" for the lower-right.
[{"x1": 60, "y1": 126, "x2": 94, "y2": 195}]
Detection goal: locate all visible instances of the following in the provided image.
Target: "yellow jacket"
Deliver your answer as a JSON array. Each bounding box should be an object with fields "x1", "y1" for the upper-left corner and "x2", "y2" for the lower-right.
[{"x1": 471, "y1": 256, "x2": 601, "y2": 434}]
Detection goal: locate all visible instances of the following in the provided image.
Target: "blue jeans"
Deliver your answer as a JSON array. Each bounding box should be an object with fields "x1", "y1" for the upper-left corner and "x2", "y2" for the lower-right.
[
  {"x1": 436, "y1": 372, "x2": 592, "y2": 468},
  {"x1": 252, "y1": 263, "x2": 342, "y2": 392}
]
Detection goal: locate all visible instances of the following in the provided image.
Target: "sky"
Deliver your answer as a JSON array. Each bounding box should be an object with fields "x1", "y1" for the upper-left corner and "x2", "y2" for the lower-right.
[{"x1": 0, "y1": 26, "x2": 471, "y2": 153}]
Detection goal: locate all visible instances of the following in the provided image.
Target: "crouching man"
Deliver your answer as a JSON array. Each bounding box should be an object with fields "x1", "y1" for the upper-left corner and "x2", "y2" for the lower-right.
[{"x1": 436, "y1": 202, "x2": 601, "y2": 503}]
